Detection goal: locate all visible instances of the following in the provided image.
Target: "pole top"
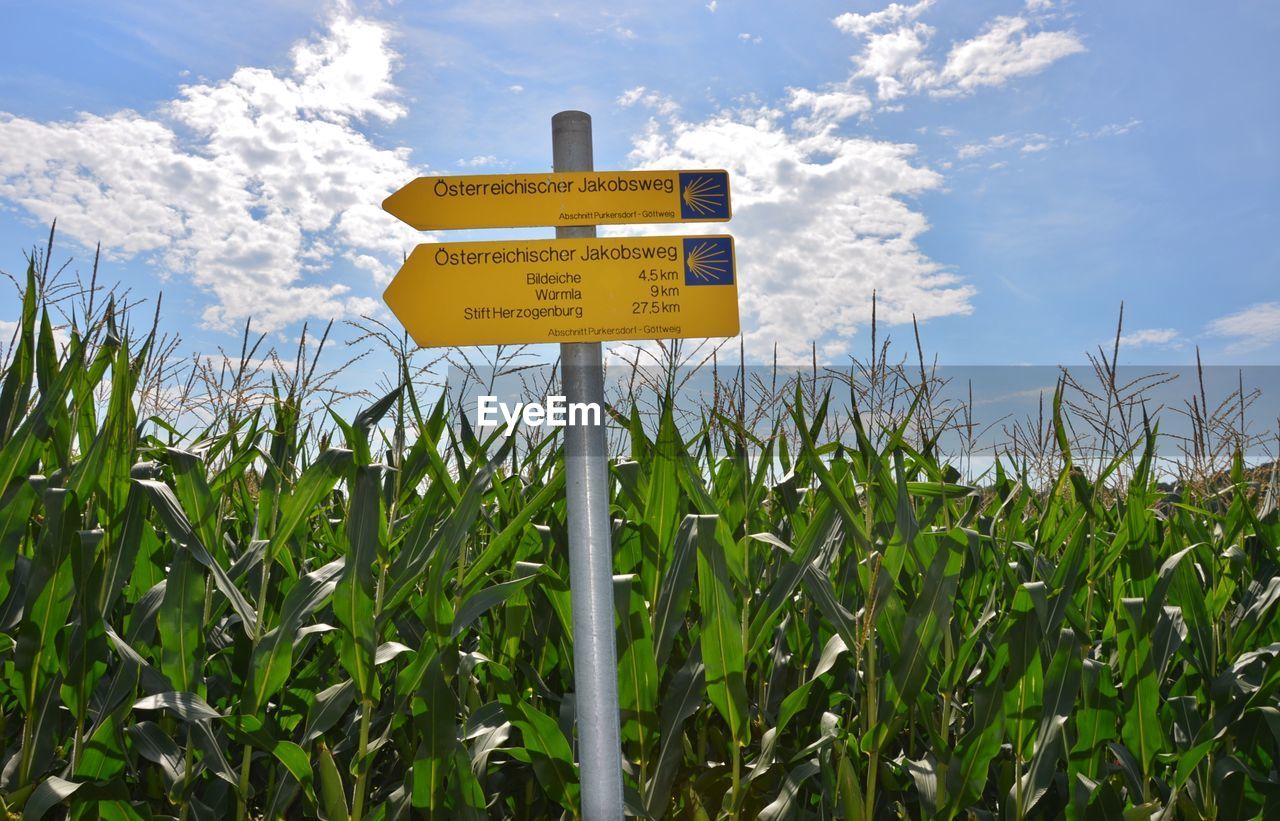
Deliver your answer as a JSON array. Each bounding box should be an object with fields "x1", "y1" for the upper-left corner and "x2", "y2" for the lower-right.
[
  {"x1": 552, "y1": 110, "x2": 591, "y2": 125},
  {"x1": 552, "y1": 111, "x2": 593, "y2": 174}
]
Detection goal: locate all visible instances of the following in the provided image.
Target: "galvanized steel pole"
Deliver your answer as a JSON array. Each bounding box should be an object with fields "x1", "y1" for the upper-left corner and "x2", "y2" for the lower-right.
[{"x1": 552, "y1": 110, "x2": 625, "y2": 820}]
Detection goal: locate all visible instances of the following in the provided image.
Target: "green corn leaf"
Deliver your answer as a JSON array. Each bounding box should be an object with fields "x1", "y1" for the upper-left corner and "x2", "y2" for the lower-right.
[
  {"x1": 166, "y1": 447, "x2": 220, "y2": 562},
  {"x1": 904, "y1": 755, "x2": 939, "y2": 819},
  {"x1": 72, "y1": 710, "x2": 127, "y2": 783},
  {"x1": 643, "y1": 402, "x2": 684, "y2": 603},
  {"x1": 0, "y1": 480, "x2": 37, "y2": 607},
  {"x1": 1010, "y1": 714, "x2": 1068, "y2": 817},
  {"x1": 243, "y1": 558, "x2": 344, "y2": 713},
  {"x1": 696, "y1": 513, "x2": 748, "y2": 747},
  {"x1": 301, "y1": 680, "x2": 357, "y2": 747},
  {"x1": 0, "y1": 331, "x2": 82, "y2": 499},
  {"x1": 653, "y1": 515, "x2": 712, "y2": 669},
  {"x1": 507, "y1": 700, "x2": 580, "y2": 813},
  {"x1": 1118, "y1": 597, "x2": 1168, "y2": 774},
  {"x1": 189, "y1": 718, "x2": 241, "y2": 789},
  {"x1": 0, "y1": 258, "x2": 37, "y2": 447},
  {"x1": 1068, "y1": 658, "x2": 1118, "y2": 792},
  {"x1": 944, "y1": 681, "x2": 1005, "y2": 815},
  {"x1": 644, "y1": 643, "x2": 704, "y2": 820},
  {"x1": 410, "y1": 649, "x2": 458, "y2": 814},
  {"x1": 614, "y1": 573, "x2": 659, "y2": 772},
  {"x1": 126, "y1": 721, "x2": 184, "y2": 793},
  {"x1": 999, "y1": 583, "x2": 1046, "y2": 761},
  {"x1": 458, "y1": 464, "x2": 558, "y2": 592},
  {"x1": 745, "y1": 499, "x2": 842, "y2": 658},
  {"x1": 134, "y1": 478, "x2": 258, "y2": 633},
  {"x1": 264, "y1": 447, "x2": 353, "y2": 562},
  {"x1": 271, "y1": 740, "x2": 316, "y2": 804},
  {"x1": 15, "y1": 488, "x2": 78, "y2": 725},
  {"x1": 886, "y1": 531, "x2": 964, "y2": 712},
  {"x1": 315, "y1": 740, "x2": 349, "y2": 821},
  {"x1": 21, "y1": 775, "x2": 84, "y2": 821},
  {"x1": 837, "y1": 740, "x2": 866, "y2": 821},
  {"x1": 451, "y1": 571, "x2": 541, "y2": 639},
  {"x1": 776, "y1": 633, "x2": 848, "y2": 736},
  {"x1": 156, "y1": 548, "x2": 204, "y2": 693},
  {"x1": 133, "y1": 691, "x2": 221, "y2": 723},
  {"x1": 1015, "y1": 629, "x2": 1081, "y2": 815},
  {"x1": 801, "y1": 565, "x2": 860, "y2": 657},
  {"x1": 757, "y1": 759, "x2": 821, "y2": 821},
  {"x1": 32, "y1": 308, "x2": 58, "y2": 415},
  {"x1": 333, "y1": 464, "x2": 385, "y2": 698}
]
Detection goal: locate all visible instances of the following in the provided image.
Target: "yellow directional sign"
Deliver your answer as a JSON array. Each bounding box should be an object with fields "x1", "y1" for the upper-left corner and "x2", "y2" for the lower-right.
[
  {"x1": 383, "y1": 170, "x2": 731, "y2": 230},
  {"x1": 384, "y1": 235, "x2": 739, "y2": 347}
]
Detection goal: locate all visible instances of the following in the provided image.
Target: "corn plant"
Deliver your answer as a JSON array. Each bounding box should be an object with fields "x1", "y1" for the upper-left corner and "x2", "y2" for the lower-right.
[{"x1": 0, "y1": 256, "x2": 1277, "y2": 820}]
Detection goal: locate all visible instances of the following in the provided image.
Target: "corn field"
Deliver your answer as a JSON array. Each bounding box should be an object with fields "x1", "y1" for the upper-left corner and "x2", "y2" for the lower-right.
[{"x1": 1, "y1": 253, "x2": 1278, "y2": 820}]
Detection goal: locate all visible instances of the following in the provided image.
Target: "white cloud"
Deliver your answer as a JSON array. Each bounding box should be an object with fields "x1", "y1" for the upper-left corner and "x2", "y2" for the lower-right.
[
  {"x1": 937, "y1": 16, "x2": 1086, "y2": 95},
  {"x1": 738, "y1": 33, "x2": 763, "y2": 45},
  {"x1": 1119, "y1": 328, "x2": 1181, "y2": 348},
  {"x1": 853, "y1": 23, "x2": 937, "y2": 100},
  {"x1": 957, "y1": 133, "x2": 1015, "y2": 159},
  {"x1": 1207, "y1": 303, "x2": 1280, "y2": 353},
  {"x1": 0, "y1": 318, "x2": 71, "y2": 354},
  {"x1": 836, "y1": 7, "x2": 1083, "y2": 101},
  {"x1": 508, "y1": 84, "x2": 525, "y2": 93},
  {"x1": 834, "y1": 1, "x2": 934, "y2": 37},
  {"x1": 610, "y1": 2, "x2": 1083, "y2": 359},
  {"x1": 1025, "y1": 0, "x2": 1053, "y2": 10},
  {"x1": 706, "y1": 0, "x2": 718, "y2": 11},
  {"x1": 787, "y1": 85, "x2": 873, "y2": 132},
  {"x1": 617, "y1": 86, "x2": 680, "y2": 117},
  {"x1": 1088, "y1": 118, "x2": 1141, "y2": 138},
  {"x1": 955, "y1": 132, "x2": 1055, "y2": 161},
  {"x1": 457, "y1": 154, "x2": 501, "y2": 167},
  {"x1": 0, "y1": 11, "x2": 422, "y2": 333},
  {"x1": 344, "y1": 295, "x2": 384, "y2": 318},
  {"x1": 619, "y1": 100, "x2": 973, "y2": 360}
]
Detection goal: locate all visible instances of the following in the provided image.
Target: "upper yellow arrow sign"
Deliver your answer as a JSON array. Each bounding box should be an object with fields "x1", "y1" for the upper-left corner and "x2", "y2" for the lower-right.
[{"x1": 383, "y1": 170, "x2": 732, "y2": 230}]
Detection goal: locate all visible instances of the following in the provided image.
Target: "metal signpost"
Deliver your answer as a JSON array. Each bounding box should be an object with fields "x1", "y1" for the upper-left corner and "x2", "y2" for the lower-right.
[
  {"x1": 381, "y1": 110, "x2": 736, "y2": 820},
  {"x1": 552, "y1": 110, "x2": 625, "y2": 821}
]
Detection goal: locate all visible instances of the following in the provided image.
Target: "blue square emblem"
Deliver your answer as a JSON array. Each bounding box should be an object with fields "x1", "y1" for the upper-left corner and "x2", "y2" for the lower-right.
[
  {"x1": 683, "y1": 236, "x2": 734, "y2": 286},
  {"x1": 678, "y1": 172, "x2": 730, "y2": 221}
]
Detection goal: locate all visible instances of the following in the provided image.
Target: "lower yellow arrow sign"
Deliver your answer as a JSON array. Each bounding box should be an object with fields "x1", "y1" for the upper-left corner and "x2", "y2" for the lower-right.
[{"x1": 383, "y1": 235, "x2": 739, "y2": 347}]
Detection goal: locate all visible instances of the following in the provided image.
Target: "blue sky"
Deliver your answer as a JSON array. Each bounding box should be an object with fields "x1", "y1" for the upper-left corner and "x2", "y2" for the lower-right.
[{"x1": 1, "y1": 0, "x2": 1277, "y2": 382}]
